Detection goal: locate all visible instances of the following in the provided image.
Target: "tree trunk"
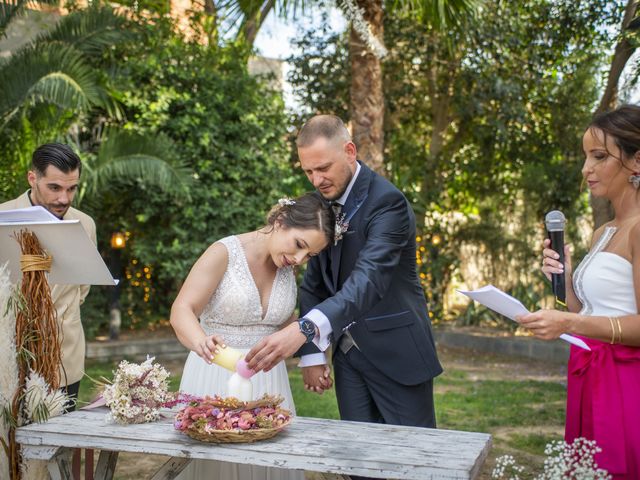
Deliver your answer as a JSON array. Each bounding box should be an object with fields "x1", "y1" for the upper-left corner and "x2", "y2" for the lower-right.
[
  {"x1": 203, "y1": 0, "x2": 216, "y2": 15},
  {"x1": 419, "y1": 32, "x2": 460, "y2": 204},
  {"x1": 240, "y1": 0, "x2": 276, "y2": 47},
  {"x1": 203, "y1": 0, "x2": 218, "y2": 46},
  {"x1": 349, "y1": 0, "x2": 385, "y2": 175},
  {"x1": 591, "y1": 0, "x2": 638, "y2": 228}
]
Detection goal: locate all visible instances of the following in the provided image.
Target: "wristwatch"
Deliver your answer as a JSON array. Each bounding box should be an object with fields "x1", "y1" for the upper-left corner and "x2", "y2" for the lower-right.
[{"x1": 298, "y1": 318, "x2": 316, "y2": 344}]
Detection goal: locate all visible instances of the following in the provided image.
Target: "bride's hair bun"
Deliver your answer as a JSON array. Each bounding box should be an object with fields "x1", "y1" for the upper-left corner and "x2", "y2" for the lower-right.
[{"x1": 266, "y1": 193, "x2": 335, "y2": 245}]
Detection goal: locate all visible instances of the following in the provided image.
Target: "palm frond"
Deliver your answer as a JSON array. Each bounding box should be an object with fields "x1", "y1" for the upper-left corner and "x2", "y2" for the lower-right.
[
  {"x1": 218, "y1": 0, "x2": 308, "y2": 37},
  {"x1": 0, "y1": 43, "x2": 109, "y2": 128},
  {"x1": 388, "y1": 0, "x2": 479, "y2": 29},
  {"x1": 0, "y1": 0, "x2": 58, "y2": 37},
  {"x1": 82, "y1": 129, "x2": 193, "y2": 200},
  {"x1": 35, "y1": 5, "x2": 133, "y2": 56}
]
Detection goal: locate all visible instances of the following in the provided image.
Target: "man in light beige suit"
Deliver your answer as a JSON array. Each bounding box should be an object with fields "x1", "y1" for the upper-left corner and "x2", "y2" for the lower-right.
[{"x1": 0, "y1": 143, "x2": 96, "y2": 409}]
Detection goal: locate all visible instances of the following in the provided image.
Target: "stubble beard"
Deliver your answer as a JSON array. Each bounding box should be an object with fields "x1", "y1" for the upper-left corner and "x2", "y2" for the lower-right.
[
  {"x1": 32, "y1": 185, "x2": 70, "y2": 219},
  {"x1": 320, "y1": 167, "x2": 353, "y2": 202}
]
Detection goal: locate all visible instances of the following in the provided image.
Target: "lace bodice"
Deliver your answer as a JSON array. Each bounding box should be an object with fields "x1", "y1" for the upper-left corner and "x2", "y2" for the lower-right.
[
  {"x1": 573, "y1": 226, "x2": 638, "y2": 316},
  {"x1": 199, "y1": 236, "x2": 297, "y2": 348}
]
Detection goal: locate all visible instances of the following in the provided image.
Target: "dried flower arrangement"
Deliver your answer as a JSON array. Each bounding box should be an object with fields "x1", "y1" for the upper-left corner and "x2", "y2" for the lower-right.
[{"x1": 174, "y1": 394, "x2": 292, "y2": 443}]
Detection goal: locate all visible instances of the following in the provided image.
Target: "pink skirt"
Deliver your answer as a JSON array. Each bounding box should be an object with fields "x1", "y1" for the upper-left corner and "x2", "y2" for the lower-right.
[{"x1": 567, "y1": 338, "x2": 640, "y2": 478}]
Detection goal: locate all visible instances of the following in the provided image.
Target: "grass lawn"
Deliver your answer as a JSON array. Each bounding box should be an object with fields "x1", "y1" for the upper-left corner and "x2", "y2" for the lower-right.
[{"x1": 80, "y1": 347, "x2": 566, "y2": 478}]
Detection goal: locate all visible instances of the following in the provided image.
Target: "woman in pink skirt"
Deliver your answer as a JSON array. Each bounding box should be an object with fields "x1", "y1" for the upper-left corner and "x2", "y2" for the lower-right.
[{"x1": 518, "y1": 104, "x2": 640, "y2": 478}]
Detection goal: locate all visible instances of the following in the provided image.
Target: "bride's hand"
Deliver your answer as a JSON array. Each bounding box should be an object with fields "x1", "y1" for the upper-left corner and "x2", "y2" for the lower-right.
[
  {"x1": 194, "y1": 334, "x2": 225, "y2": 364},
  {"x1": 302, "y1": 365, "x2": 333, "y2": 394},
  {"x1": 541, "y1": 239, "x2": 572, "y2": 281}
]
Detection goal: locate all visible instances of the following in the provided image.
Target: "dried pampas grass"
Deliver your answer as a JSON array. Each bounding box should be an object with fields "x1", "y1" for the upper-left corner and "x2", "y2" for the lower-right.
[{"x1": 0, "y1": 262, "x2": 18, "y2": 480}]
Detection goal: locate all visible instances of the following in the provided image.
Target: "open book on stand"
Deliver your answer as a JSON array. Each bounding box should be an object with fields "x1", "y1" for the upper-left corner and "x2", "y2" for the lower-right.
[{"x1": 0, "y1": 206, "x2": 117, "y2": 285}]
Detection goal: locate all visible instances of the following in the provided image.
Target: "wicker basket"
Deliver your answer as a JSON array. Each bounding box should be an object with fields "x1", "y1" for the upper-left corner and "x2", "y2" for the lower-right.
[
  {"x1": 183, "y1": 419, "x2": 292, "y2": 443},
  {"x1": 177, "y1": 394, "x2": 292, "y2": 444}
]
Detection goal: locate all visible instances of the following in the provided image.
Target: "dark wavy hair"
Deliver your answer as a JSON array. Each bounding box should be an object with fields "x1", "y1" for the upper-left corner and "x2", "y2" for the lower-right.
[
  {"x1": 588, "y1": 104, "x2": 640, "y2": 170},
  {"x1": 31, "y1": 143, "x2": 82, "y2": 176},
  {"x1": 266, "y1": 192, "x2": 335, "y2": 246}
]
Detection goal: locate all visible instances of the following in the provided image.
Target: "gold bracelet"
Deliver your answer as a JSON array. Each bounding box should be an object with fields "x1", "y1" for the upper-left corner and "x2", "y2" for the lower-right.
[
  {"x1": 615, "y1": 317, "x2": 623, "y2": 344},
  {"x1": 608, "y1": 316, "x2": 616, "y2": 344}
]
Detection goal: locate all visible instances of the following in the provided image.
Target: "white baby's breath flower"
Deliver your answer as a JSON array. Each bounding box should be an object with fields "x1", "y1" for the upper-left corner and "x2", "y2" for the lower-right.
[{"x1": 493, "y1": 438, "x2": 610, "y2": 480}]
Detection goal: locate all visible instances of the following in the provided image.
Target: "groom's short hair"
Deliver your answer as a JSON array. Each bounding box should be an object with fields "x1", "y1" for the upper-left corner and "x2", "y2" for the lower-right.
[{"x1": 296, "y1": 115, "x2": 351, "y2": 148}]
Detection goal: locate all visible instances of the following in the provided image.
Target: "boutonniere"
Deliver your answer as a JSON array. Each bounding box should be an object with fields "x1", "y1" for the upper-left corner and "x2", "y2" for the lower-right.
[{"x1": 334, "y1": 212, "x2": 349, "y2": 245}]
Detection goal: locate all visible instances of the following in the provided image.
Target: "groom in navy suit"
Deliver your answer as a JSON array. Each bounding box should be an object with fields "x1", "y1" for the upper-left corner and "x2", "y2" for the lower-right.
[{"x1": 247, "y1": 115, "x2": 442, "y2": 431}]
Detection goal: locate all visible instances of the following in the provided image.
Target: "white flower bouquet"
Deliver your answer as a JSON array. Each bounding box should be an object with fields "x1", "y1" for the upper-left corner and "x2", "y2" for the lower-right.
[
  {"x1": 102, "y1": 357, "x2": 178, "y2": 425},
  {"x1": 492, "y1": 437, "x2": 610, "y2": 480}
]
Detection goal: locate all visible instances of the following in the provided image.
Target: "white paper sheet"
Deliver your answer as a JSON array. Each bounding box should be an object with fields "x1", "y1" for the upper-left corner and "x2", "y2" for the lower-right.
[
  {"x1": 457, "y1": 285, "x2": 590, "y2": 351},
  {"x1": 0, "y1": 205, "x2": 60, "y2": 223}
]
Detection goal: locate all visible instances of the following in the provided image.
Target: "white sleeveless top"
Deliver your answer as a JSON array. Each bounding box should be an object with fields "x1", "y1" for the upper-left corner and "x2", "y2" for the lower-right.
[
  {"x1": 573, "y1": 226, "x2": 638, "y2": 316},
  {"x1": 198, "y1": 235, "x2": 297, "y2": 347}
]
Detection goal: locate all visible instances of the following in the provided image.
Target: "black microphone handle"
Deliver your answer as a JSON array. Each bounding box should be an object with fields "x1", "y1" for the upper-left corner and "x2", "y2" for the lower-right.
[{"x1": 548, "y1": 230, "x2": 566, "y2": 305}]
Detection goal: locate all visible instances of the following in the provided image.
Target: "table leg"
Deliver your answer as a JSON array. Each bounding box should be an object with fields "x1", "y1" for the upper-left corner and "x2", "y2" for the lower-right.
[
  {"x1": 72, "y1": 448, "x2": 81, "y2": 479},
  {"x1": 85, "y1": 449, "x2": 95, "y2": 480},
  {"x1": 47, "y1": 448, "x2": 74, "y2": 480},
  {"x1": 94, "y1": 450, "x2": 119, "y2": 480},
  {"x1": 150, "y1": 457, "x2": 192, "y2": 480}
]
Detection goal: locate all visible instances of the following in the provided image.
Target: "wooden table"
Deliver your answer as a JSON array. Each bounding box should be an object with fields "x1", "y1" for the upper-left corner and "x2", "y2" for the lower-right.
[{"x1": 16, "y1": 408, "x2": 492, "y2": 479}]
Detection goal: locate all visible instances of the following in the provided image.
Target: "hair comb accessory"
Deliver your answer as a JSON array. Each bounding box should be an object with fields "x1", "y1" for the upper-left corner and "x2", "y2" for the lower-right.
[{"x1": 278, "y1": 197, "x2": 296, "y2": 206}]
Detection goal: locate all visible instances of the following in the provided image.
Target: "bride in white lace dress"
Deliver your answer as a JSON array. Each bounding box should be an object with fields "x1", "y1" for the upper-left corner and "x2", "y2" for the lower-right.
[{"x1": 170, "y1": 193, "x2": 335, "y2": 480}]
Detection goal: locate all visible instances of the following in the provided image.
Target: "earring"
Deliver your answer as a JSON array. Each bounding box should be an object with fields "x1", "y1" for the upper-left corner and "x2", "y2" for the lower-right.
[{"x1": 629, "y1": 172, "x2": 640, "y2": 190}]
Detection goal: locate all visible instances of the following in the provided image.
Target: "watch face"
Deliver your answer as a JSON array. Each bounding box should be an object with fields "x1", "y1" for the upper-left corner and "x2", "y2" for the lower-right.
[{"x1": 299, "y1": 319, "x2": 315, "y2": 340}]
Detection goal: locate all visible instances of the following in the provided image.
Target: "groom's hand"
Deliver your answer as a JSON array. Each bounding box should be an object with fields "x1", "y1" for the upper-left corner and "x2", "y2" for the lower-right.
[{"x1": 246, "y1": 323, "x2": 306, "y2": 372}]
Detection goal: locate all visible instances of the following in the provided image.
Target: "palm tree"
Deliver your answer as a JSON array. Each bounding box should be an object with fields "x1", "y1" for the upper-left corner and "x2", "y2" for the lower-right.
[
  {"x1": 77, "y1": 129, "x2": 193, "y2": 205},
  {"x1": 219, "y1": 0, "x2": 477, "y2": 174},
  {"x1": 0, "y1": 4, "x2": 193, "y2": 203},
  {"x1": 346, "y1": 0, "x2": 477, "y2": 173},
  {"x1": 346, "y1": 0, "x2": 384, "y2": 173},
  {"x1": 0, "y1": 4, "x2": 129, "y2": 132},
  {"x1": 221, "y1": 0, "x2": 306, "y2": 46}
]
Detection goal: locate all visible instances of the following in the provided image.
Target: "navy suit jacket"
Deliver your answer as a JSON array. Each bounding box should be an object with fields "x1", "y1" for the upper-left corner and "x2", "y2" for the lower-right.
[{"x1": 299, "y1": 162, "x2": 442, "y2": 386}]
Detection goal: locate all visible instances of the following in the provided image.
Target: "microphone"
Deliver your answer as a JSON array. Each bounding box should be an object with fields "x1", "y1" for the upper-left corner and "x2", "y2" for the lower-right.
[{"x1": 545, "y1": 210, "x2": 566, "y2": 307}]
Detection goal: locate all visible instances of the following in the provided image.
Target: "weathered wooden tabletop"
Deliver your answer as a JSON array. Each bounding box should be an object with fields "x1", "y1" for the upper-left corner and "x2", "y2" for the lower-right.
[{"x1": 16, "y1": 407, "x2": 491, "y2": 479}]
